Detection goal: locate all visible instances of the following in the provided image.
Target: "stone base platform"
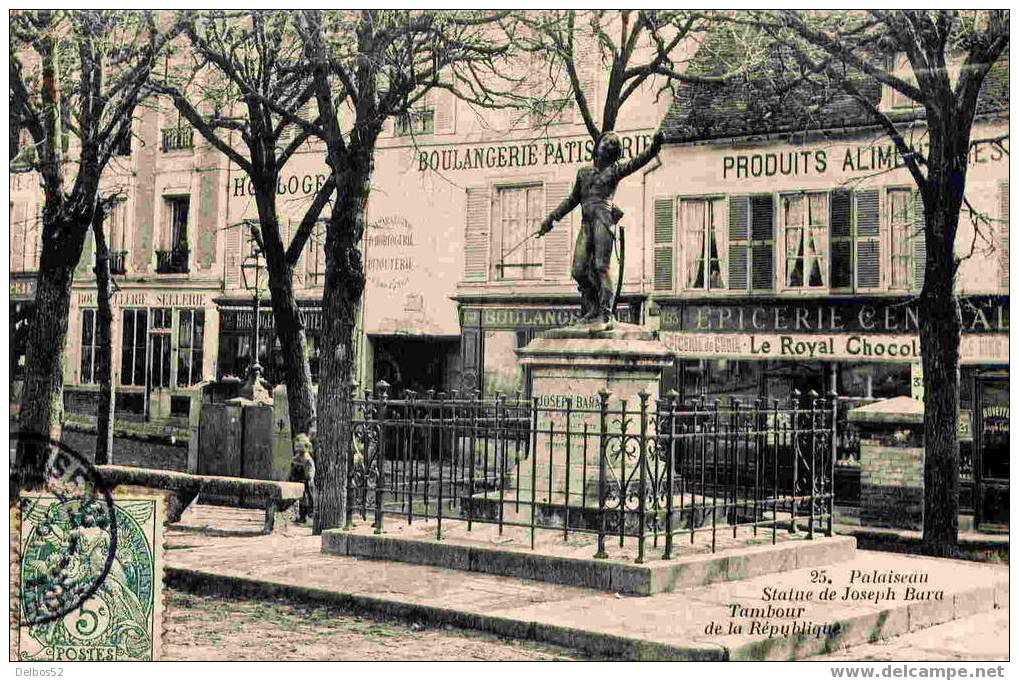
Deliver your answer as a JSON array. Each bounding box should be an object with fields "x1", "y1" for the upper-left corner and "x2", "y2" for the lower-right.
[
  {"x1": 462, "y1": 491, "x2": 729, "y2": 535},
  {"x1": 166, "y1": 506, "x2": 1009, "y2": 661},
  {"x1": 321, "y1": 517, "x2": 856, "y2": 596}
]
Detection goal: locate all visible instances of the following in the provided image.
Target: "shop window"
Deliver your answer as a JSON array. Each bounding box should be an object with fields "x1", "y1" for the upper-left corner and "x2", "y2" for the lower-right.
[
  {"x1": 149, "y1": 308, "x2": 172, "y2": 389},
  {"x1": 681, "y1": 197, "x2": 727, "y2": 290},
  {"x1": 728, "y1": 195, "x2": 774, "y2": 292},
  {"x1": 120, "y1": 308, "x2": 148, "y2": 386},
  {"x1": 888, "y1": 188, "x2": 915, "y2": 289},
  {"x1": 495, "y1": 185, "x2": 544, "y2": 280},
  {"x1": 177, "y1": 308, "x2": 205, "y2": 387},
  {"x1": 79, "y1": 309, "x2": 99, "y2": 385},
  {"x1": 781, "y1": 192, "x2": 829, "y2": 289},
  {"x1": 838, "y1": 362, "x2": 909, "y2": 400}
]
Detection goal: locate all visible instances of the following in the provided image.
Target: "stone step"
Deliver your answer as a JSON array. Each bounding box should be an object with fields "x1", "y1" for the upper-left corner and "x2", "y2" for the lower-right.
[
  {"x1": 167, "y1": 514, "x2": 1009, "y2": 661},
  {"x1": 321, "y1": 518, "x2": 856, "y2": 595}
]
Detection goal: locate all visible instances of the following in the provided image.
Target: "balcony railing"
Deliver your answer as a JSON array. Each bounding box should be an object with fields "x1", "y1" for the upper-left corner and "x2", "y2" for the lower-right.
[
  {"x1": 109, "y1": 250, "x2": 127, "y2": 275},
  {"x1": 161, "y1": 127, "x2": 193, "y2": 153},
  {"x1": 155, "y1": 248, "x2": 189, "y2": 274}
]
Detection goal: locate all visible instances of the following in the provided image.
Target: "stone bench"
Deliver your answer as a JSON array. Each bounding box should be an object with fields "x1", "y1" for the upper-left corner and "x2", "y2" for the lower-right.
[{"x1": 96, "y1": 465, "x2": 304, "y2": 534}]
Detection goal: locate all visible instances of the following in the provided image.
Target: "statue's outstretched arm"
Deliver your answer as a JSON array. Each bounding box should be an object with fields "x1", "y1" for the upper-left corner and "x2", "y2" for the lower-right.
[
  {"x1": 614, "y1": 129, "x2": 664, "y2": 181},
  {"x1": 539, "y1": 171, "x2": 582, "y2": 234}
]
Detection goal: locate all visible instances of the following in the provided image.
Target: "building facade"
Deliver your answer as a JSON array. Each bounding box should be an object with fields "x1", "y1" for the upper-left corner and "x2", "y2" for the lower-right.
[
  {"x1": 9, "y1": 28, "x2": 1008, "y2": 525},
  {"x1": 11, "y1": 103, "x2": 228, "y2": 421},
  {"x1": 10, "y1": 19, "x2": 672, "y2": 415},
  {"x1": 647, "y1": 45, "x2": 1009, "y2": 525}
]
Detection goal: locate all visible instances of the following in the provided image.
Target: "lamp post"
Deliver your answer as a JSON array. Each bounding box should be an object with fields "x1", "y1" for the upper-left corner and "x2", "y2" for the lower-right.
[{"x1": 240, "y1": 239, "x2": 269, "y2": 401}]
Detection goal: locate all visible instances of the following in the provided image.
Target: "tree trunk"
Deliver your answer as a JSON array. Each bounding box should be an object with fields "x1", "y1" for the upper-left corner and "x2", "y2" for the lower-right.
[
  {"x1": 251, "y1": 187, "x2": 317, "y2": 437},
  {"x1": 15, "y1": 216, "x2": 90, "y2": 496},
  {"x1": 266, "y1": 261, "x2": 317, "y2": 437},
  {"x1": 918, "y1": 234, "x2": 961, "y2": 555},
  {"x1": 918, "y1": 122, "x2": 967, "y2": 556},
  {"x1": 92, "y1": 211, "x2": 115, "y2": 465},
  {"x1": 313, "y1": 147, "x2": 372, "y2": 535}
]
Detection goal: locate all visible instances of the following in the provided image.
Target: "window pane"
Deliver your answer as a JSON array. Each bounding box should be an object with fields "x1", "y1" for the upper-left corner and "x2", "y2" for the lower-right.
[
  {"x1": 81, "y1": 309, "x2": 95, "y2": 348},
  {"x1": 683, "y1": 200, "x2": 706, "y2": 288},
  {"x1": 709, "y1": 199, "x2": 727, "y2": 288},
  {"x1": 498, "y1": 186, "x2": 544, "y2": 280},
  {"x1": 81, "y1": 346, "x2": 94, "y2": 385},
  {"x1": 121, "y1": 310, "x2": 135, "y2": 385}
]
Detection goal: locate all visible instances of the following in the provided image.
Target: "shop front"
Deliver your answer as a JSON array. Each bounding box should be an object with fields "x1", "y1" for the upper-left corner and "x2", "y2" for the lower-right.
[
  {"x1": 455, "y1": 293, "x2": 648, "y2": 397},
  {"x1": 65, "y1": 287, "x2": 219, "y2": 420},
  {"x1": 214, "y1": 298, "x2": 325, "y2": 385},
  {"x1": 655, "y1": 295, "x2": 1009, "y2": 518}
]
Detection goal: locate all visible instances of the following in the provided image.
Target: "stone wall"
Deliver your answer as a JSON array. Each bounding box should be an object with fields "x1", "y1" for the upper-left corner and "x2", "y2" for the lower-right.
[
  {"x1": 858, "y1": 436, "x2": 924, "y2": 530},
  {"x1": 850, "y1": 397, "x2": 925, "y2": 530}
]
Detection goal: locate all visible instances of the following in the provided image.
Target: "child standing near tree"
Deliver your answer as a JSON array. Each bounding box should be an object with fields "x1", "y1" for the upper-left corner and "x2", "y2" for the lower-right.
[{"x1": 289, "y1": 433, "x2": 316, "y2": 523}]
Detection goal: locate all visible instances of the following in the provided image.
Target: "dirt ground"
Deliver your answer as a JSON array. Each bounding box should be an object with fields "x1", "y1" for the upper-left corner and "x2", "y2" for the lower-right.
[{"x1": 162, "y1": 590, "x2": 592, "y2": 661}]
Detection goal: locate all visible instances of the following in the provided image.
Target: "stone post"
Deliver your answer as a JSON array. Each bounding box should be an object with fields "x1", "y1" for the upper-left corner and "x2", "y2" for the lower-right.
[{"x1": 848, "y1": 396, "x2": 925, "y2": 530}]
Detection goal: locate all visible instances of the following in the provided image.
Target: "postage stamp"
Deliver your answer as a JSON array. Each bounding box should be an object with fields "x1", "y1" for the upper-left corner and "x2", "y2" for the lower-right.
[{"x1": 12, "y1": 436, "x2": 166, "y2": 662}]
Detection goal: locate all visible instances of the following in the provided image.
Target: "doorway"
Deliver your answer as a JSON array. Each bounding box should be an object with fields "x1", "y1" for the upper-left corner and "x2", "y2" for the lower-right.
[
  {"x1": 974, "y1": 371, "x2": 1009, "y2": 529},
  {"x1": 371, "y1": 336, "x2": 459, "y2": 397}
]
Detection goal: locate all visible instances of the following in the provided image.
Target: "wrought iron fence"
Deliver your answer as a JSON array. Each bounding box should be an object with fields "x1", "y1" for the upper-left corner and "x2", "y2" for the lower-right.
[
  {"x1": 347, "y1": 382, "x2": 837, "y2": 563},
  {"x1": 160, "y1": 126, "x2": 193, "y2": 152},
  {"x1": 109, "y1": 250, "x2": 127, "y2": 275}
]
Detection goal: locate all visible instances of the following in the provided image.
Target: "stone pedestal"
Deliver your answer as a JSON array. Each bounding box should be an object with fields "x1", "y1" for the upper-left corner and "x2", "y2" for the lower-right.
[
  {"x1": 515, "y1": 322, "x2": 673, "y2": 501},
  {"x1": 848, "y1": 396, "x2": 925, "y2": 530}
]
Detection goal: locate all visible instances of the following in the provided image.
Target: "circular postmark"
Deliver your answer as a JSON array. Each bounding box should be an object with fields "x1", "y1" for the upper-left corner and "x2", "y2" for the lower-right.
[{"x1": 13, "y1": 433, "x2": 118, "y2": 628}]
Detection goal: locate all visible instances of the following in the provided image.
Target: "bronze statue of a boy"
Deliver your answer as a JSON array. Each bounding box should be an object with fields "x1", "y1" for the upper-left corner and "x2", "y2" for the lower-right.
[{"x1": 539, "y1": 129, "x2": 664, "y2": 324}]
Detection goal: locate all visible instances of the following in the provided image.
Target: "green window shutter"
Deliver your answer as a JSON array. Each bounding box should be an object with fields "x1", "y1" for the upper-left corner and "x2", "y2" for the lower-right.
[
  {"x1": 1000, "y1": 181, "x2": 1009, "y2": 291},
  {"x1": 913, "y1": 192, "x2": 926, "y2": 291},
  {"x1": 464, "y1": 186, "x2": 491, "y2": 282},
  {"x1": 543, "y1": 182, "x2": 573, "y2": 280},
  {"x1": 830, "y1": 189, "x2": 854, "y2": 289},
  {"x1": 224, "y1": 223, "x2": 242, "y2": 290},
  {"x1": 653, "y1": 196, "x2": 675, "y2": 291},
  {"x1": 728, "y1": 195, "x2": 749, "y2": 290},
  {"x1": 750, "y1": 195, "x2": 774, "y2": 291},
  {"x1": 855, "y1": 189, "x2": 881, "y2": 289}
]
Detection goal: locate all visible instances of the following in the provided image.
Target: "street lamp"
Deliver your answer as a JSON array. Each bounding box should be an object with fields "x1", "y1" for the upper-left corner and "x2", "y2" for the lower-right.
[{"x1": 240, "y1": 235, "x2": 269, "y2": 399}]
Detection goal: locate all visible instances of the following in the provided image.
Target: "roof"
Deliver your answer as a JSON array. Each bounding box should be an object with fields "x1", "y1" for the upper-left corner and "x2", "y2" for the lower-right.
[
  {"x1": 662, "y1": 32, "x2": 1009, "y2": 144},
  {"x1": 847, "y1": 396, "x2": 924, "y2": 424}
]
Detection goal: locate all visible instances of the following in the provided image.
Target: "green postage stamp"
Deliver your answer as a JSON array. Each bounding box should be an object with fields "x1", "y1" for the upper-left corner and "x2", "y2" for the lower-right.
[{"x1": 15, "y1": 493, "x2": 165, "y2": 661}]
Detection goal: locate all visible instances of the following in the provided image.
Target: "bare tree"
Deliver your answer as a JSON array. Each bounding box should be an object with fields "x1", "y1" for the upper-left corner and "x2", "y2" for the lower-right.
[
  {"x1": 514, "y1": 10, "x2": 732, "y2": 140},
  {"x1": 10, "y1": 10, "x2": 183, "y2": 492},
  {"x1": 155, "y1": 10, "x2": 336, "y2": 438},
  {"x1": 734, "y1": 10, "x2": 1009, "y2": 553},
  {"x1": 91, "y1": 194, "x2": 120, "y2": 465},
  {"x1": 290, "y1": 9, "x2": 514, "y2": 532}
]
